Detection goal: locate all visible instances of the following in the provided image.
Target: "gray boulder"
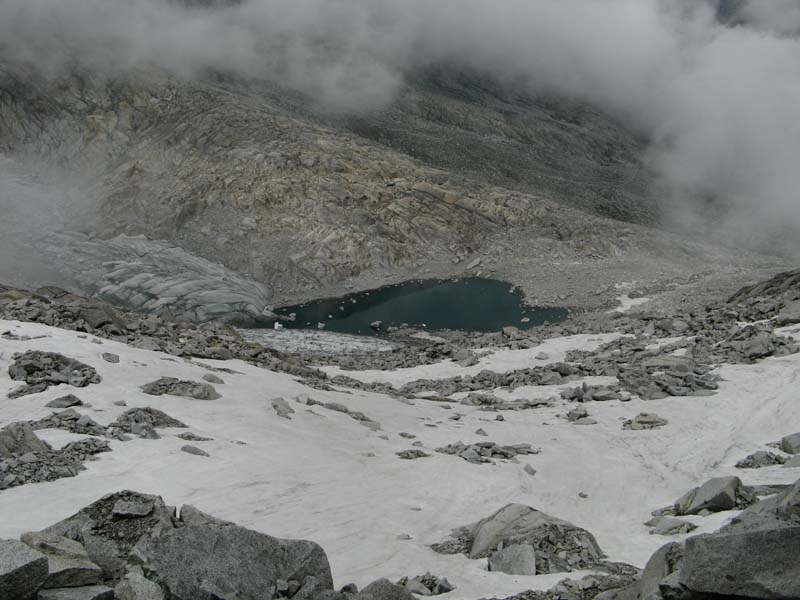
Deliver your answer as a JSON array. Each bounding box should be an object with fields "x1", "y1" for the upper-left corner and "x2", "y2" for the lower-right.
[
  {"x1": 736, "y1": 450, "x2": 787, "y2": 468},
  {"x1": 271, "y1": 397, "x2": 295, "y2": 419},
  {"x1": 644, "y1": 516, "x2": 697, "y2": 536},
  {"x1": 141, "y1": 377, "x2": 220, "y2": 401},
  {"x1": 131, "y1": 523, "x2": 333, "y2": 600},
  {"x1": 180, "y1": 445, "x2": 209, "y2": 457},
  {"x1": 723, "y1": 477, "x2": 800, "y2": 533},
  {"x1": 0, "y1": 538, "x2": 48, "y2": 600},
  {"x1": 780, "y1": 432, "x2": 800, "y2": 454},
  {"x1": 114, "y1": 568, "x2": 165, "y2": 600},
  {"x1": 674, "y1": 476, "x2": 754, "y2": 515},
  {"x1": 0, "y1": 422, "x2": 50, "y2": 459},
  {"x1": 681, "y1": 527, "x2": 800, "y2": 599},
  {"x1": 358, "y1": 579, "x2": 416, "y2": 600},
  {"x1": 462, "y1": 503, "x2": 604, "y2": 574},
  {"x1": 38, "y1": 585, "x2": 115, "y2": 600},
  {"x1": 37, "y1": 491, "x2": 176, "y2": 580},
  {"x1": 487, "y1": 544, "x2": 536, "y2": 575},
  {"x1": 20, "y1": 532, "x2": 102, "y2": 589}
]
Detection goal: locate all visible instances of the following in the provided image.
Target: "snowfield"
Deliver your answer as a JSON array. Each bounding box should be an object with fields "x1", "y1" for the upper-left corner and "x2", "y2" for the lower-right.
[{"x1": 1, "y1": 319, "x2": 799, "y2": 598}]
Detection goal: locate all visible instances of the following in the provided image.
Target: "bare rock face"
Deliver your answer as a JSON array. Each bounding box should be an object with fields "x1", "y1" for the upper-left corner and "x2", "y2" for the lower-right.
[
  {"x1": 37, "y1": 491, "x2": 177, "y2": 580},
  {"x1": 130, "y1": 523, "x2": 333, "y2": 600},
  {"x1": 681, "y1": 527, "x2": 800, "y2": 599},
  {"x1": 0, "y1": 538, "x2": 49, "y2": 600},
  {"x1": 20, "y1": 532, "x2": 103, "y2": 589}
]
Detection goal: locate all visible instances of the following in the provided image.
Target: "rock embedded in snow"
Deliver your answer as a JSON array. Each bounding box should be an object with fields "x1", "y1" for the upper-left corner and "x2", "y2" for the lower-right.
[
  {"x1": 681, "y1": 527, "x2": 800, "y2": 598},
  {"x1": 45, "y1": 394, "x2": 84, "y2": 409},
  {"x1": 487, "y1": 544, "x2": 536, "y2": 575},
  {"x1": 360, "y1": 578, "x2": 417, "y2": 600},
  {"x1": 644, "y1": 516, "x2": 697, "y2": 536},
  {"x1": 735, "y1": 450, "x2": 787, "y2": 469},
  {"x1": 396, "y1": 450, "x2": 429, "y2": 460},
  {"x1": 623, "y1": 413, "x2": 667, "y2": 431},
  {"x1": 101, "y1": 353, "x2": 120, "y2": 364},
  {"x1": 140, "y1": 377, "x2": 221, "y2": 401},
  {"x1": 180, "y1": 445, "x2": 209, "y2": 457},
  {"x1": 175, "y1": 432, "x2": 213, "y2": 442},
  {"x1": 673, "y1": 476, "x2": 755, "y2": 516},
  {"x1": 780, "y1": 432, "x2": 800, "y2": 454},
  {"x1": 435, "y1": 503, "x2": 606, "y2": 575},
  {"x1": 271, "y1": 397, "x2": 295, "y2": 420},
  {"x1": 8, "y1": 351, "x2": 101, "y2": 398},
  {"x1": 20, "y1": 532, "x2": 103, "y2": 589},
  {"x1": 397, "y1": 573, "x2": 454, "y2": 596},
  {"x1": 202, "y1": 373, "x2": 224, "y2": 385}
]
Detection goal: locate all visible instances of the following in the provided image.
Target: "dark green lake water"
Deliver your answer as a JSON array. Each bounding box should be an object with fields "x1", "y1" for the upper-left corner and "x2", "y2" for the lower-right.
[{"x1": 275, "y1": 278, "x2": 568, "y2": 334}]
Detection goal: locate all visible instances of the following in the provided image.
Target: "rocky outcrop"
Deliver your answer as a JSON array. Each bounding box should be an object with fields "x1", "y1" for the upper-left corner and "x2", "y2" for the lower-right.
[
  {"x1": 0, "y1": 422, "x2": 110, "y2": 491},
  {"x1": 0, "y1": 538, "x2": 48, "y2": 600},
  {"x1": 7, "y1": 350, "x2": 101, "y2": 398},
  {"x1": 603, "y1": 478, "x2": 800, "y2": 600},
  {"x1": 431, "y1": 503, "x2": 607, "y2": 575},
  {"x1": 140, "y1": 377, "x2": 221, "y2": 401},
  {"x1": 0, "y1": 490, "x2": 368, "y2": 600}
]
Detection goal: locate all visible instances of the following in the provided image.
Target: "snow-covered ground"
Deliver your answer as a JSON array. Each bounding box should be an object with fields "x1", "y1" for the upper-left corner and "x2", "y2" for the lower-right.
[{"x1": 1, "y1": 319, "x2": 799, "y2": 598}]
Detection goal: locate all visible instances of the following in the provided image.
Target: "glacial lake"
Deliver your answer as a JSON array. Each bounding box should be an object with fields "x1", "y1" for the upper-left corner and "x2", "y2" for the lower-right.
[{"x1": 274, "y1": 278, "x2": 568, "y2": 335}]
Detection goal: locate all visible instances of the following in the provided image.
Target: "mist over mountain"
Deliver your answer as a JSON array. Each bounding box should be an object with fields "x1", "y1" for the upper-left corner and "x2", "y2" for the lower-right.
[{"x1": 1, "y1": 0, "x2": 798, "y2": 251}]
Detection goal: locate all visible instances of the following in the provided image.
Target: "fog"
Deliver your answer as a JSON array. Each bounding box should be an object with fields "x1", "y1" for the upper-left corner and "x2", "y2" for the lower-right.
[{"x1": 1, "y1": 0, "x2": 799, "y2": 249}]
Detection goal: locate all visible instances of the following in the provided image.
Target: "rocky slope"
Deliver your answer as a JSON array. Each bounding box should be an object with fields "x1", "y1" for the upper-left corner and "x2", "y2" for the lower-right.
[{"x1": 0, "y1": 64, "x2": 790, "y2": 315}]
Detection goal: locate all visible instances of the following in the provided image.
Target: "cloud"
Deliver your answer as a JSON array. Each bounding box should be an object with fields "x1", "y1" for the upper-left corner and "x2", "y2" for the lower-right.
[{"x1": 1, "y1": 0, "x2": 799, "y2": 248}]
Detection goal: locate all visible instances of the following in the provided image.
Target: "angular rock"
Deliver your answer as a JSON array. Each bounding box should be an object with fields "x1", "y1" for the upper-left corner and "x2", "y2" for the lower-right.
[
  {"x1": 140, "y1": 377, "x2": 220, "y2": 401},
  {"x1": 0, "y1": 538, "x2": 48, "y2": 600},
  {"x1": 271, "y1": 397, "x2": 295, "y2": 419},
  {"x1": 643, "y1": 516, "x2": 697, "y2": 536},
  {"x1": 38, "y1": 491, "x2": 176, "y2": 579},
  {"x1": 736, "y1": 450, "x2": 787, "y2": 469},
  {"x1": 623, "y1": 413, "x2": 667, "y2": 430},
  {"x1": 462, "y1": 503, "x2": 604, "y2": 574},
  {"x1": 46, "y1": 395, "x2": 84, "y2": 409},
  {"x1": 101, "y1": 353, "x2": 120, "y2": 364},
  {"x1": 780, "y1": 432, "x2": 800, "y2": 454},
  {"x1": 131, "y1": 523, "x2": 333, "y2": 600},
  {"x1": 20, "y1": 532, "x2": 103, "y2": 589},
  {"x1": 359, "y1": 578, "x2": 416, "y2": 600},
  {"x1": 674, "y1": 476, "x2": 754, "y2": 516},
  {"x1": 682, "y1": 527, "x2": 800, "y2": 599},
  {"x1": 487, "y1": 544, "x2": 536, "y2": 575}
]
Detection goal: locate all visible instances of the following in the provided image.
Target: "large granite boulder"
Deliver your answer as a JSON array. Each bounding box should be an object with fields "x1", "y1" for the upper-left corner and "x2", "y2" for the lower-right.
[
  {"x1": 0, "y1": 538, "x2": 49, "y2": 600},
  {"x1": 20, "y1": 532, "x2": 103, "y2": 589},
  {"x1": 681, "y1": 527, "x2": 800, "y2": 599},
  {"x1": 37, "y1": 491, "x2": 176, "y2": 580},
  {"x1": 130, "y1": 522, "x2": 333, "y2": 600},
  {"x1": 673, "y1": 476, "x2": 754, "y2": 515},
  {"x1": 434, "y1": 503, "x2": 605, "y2": 575}
]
